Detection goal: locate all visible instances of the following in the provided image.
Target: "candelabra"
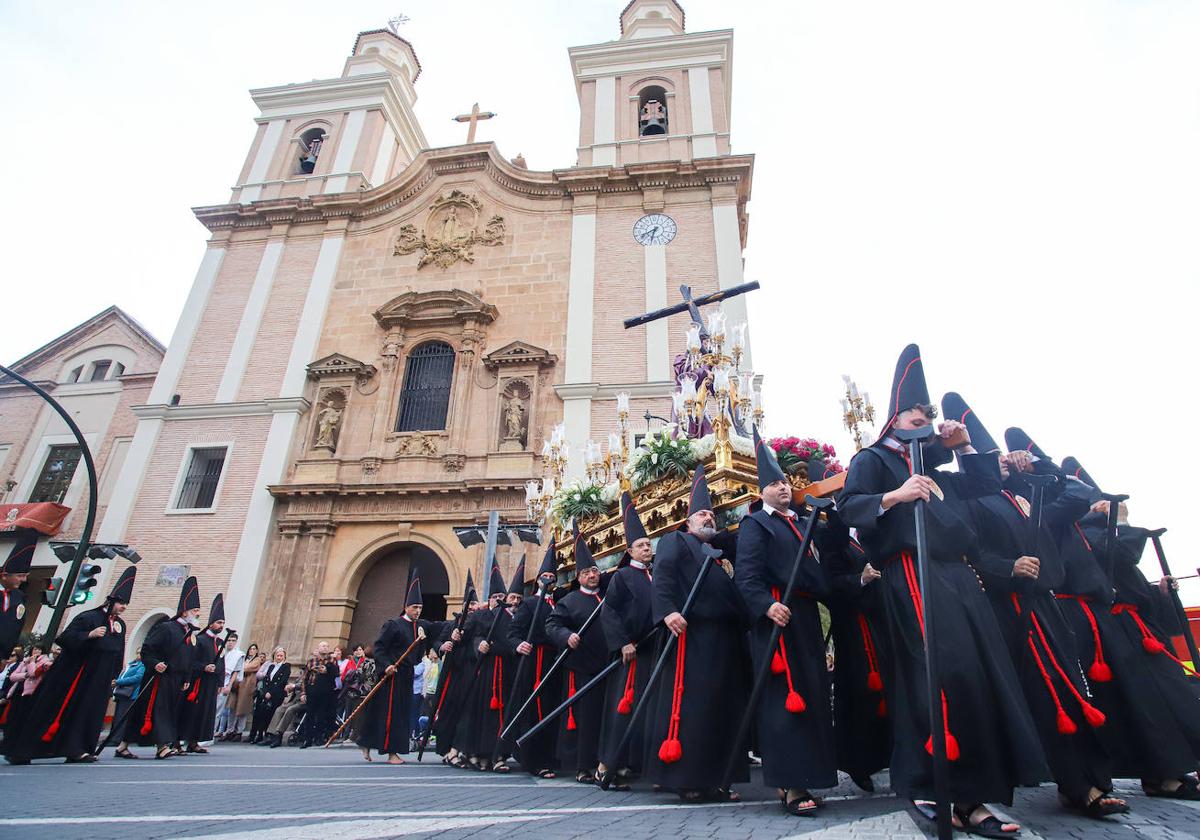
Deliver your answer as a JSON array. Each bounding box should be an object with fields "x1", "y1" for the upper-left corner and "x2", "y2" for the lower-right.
[
  {"x1": 840, "y1": 375, "x2": 876, "y2": 452},
  {"x1": 583, "y1": 393, "x2": 632, "y2": 491},
  {"x1": 526, "y1": 423, "x2": 569, "y2": 523}
]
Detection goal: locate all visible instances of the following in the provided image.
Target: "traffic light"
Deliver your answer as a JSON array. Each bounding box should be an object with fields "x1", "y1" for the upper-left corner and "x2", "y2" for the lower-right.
[
  {"x1": 70, "y1": 563, "x2": 102, "y2": 605},
  {"x1": 42, "y1": 576, "x2": 64, "y2": 607}
]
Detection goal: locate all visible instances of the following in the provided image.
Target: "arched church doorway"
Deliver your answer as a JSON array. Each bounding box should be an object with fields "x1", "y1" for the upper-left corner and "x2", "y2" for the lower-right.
[{"x1": 347, "y1": 543, "x2": 449, "y2": 649}]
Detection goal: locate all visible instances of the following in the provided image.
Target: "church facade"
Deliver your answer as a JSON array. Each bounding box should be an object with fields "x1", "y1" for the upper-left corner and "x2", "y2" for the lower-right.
[{"x1": 91, "y1": 0, "x2": 755, "y2": 657}]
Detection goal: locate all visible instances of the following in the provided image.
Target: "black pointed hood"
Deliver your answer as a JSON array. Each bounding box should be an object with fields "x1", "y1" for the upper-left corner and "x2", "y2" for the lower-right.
[
  {"x1": 508, "y1": 555, "x2": 527, "y2": 595},
  {"x1": 536, "y1": 541, "x2": 557, "y2": 580},
  {"x1": 462, "y1": 570, "x2": 477, "y2": 605},
  {"x1": 177, "y1": 576, "x2": 201, "y2": 615},
  {"x1": 487, "y1": 554, "x2": 506, "y2": 600},
  {"x1": 572, "y1": 519, "x2": 597, "y2": 572},
  {"x1": 107, "y1": 565, "x2": 136, "y2": 604},
  {"x1": 1062, "y1": 456, "x2": 1100, "y2": 492},
  {"x1": 405, "y1": 566, "x2": 423, "y2": 607},
  {"x1": 1004, "y1": 426, "x2": 1050, "y2": 461},
  {"x1": 1, "y1": 528, "x2": 37, "y2": 575},
  {"x1": 753, "y1": 426, "x2": 787, "y2": 490},
  {"x1": 207, "y1": 593, "x2": 225, "y2": 626},
  {"x1": 621, "y1": 491, "x2": 649, "y2": 546},
  {"x1": 941, "y1": 392, "x2": 1000, "y2": 454},
  {"x1": 688, "y1": 464, "x2": 715, "y2": 515},
  {"x1": 880, "y1": 343, "x2": 931, "y2": 439}
]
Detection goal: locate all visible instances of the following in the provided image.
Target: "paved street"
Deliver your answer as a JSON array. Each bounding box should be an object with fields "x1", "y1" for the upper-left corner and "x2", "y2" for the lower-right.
[{"x1": 3, "y1": 743, "x2": 1200, "y2": 839}]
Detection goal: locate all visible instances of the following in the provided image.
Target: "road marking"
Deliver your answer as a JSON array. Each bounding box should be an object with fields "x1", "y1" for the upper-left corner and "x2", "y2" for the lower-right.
[
  {"x1": 94, "y1": 780, "x2": 547, "y2": 788},
  {"x1": 0, "y1": 800, "x2": 776, "y2": 826},
  {"x1": 186, "y1": 815, "x2": 555, "y2": 839}
]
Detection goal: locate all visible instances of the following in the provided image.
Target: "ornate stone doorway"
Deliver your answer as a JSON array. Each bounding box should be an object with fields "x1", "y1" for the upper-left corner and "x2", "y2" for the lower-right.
[{"x1": 346, "y1": 542, "x2": 449, "y2": 648}]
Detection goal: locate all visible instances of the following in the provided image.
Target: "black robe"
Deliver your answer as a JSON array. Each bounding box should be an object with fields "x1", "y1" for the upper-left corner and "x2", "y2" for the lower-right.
[
  {"x1": 598, "y1": 562, "x2": 657, "y2": 772},
  {"x1": 0, "y1": 587, "x2": 26, "y2": 656},
  {"x1": 645, "y1": 530, "x2": 750, "y2": 791},
  {"x1": 736, "y1": 507, "x2": 837, "y2": 790},
  {"x1": 825, "y1": 531, "x2": 893, "y2": 782},
  {"x1": 840, "y1": 447, "x2": 1048, "y2": 804},
  {"x1": 4, "y1": 605, "x2": 125, "y2": 760},
  {"x1": 126, "y1": 618, "x2": 194, "y2": 746},
  {"x1": 453, "y1": 605, "x2": 514, "y2": 757},
  {"x1": 505, "y1": 593, "x2": 561, "y2": 773},
  {"x1": 546, "y1": 587, "x2": 606, "y2": 773},
  {"x1": 966, "y1": 482, "x2": 1115, "y2": 801},
  {"x1": 179, "y1": 629, "x2": 224, "y2": 744},
  {"x1": 363, "y1": 616, "x2": 438, "y2": 755},
  {"x1": 428, "y1": 615, "x2": 474, "y2": 757}
]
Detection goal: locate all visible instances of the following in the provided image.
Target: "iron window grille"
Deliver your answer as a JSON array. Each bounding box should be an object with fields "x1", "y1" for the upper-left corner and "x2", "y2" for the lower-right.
[
  {"x1": 175, "y1": 446, "x2": 228, "y2": 510},
  {"x1": 396, "y1": 341, "x2": 455, "y2": 432},
  {"x1": 29, "y1": 444, "x2": 82, "y2": 504}
]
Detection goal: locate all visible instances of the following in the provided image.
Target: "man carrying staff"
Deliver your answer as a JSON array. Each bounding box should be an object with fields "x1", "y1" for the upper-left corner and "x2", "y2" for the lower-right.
[
  {"x1": 736, "y1": 429, "x2": 837, "y2": 816},
  {"x1": 361, "y1": 568, "x2": 437, "y2": 764},
  {"x1": 597, "y1": 493, "x2": 657, "y2": 791},
  {"x1": 120, "y1": 576, "x2": 201, "y2": 760},
  {"x1": 507, "y1": 544, "x2": 561, "y2": 778},
  {"x1": 839, "y1": 345, "x2": 1046, "y2": 837},
  {"x1": 645, "y1": 466, "x2": 749, "y2": 803},
  {"x1": 178, "y1": 594, "x2": 225, "y2": 754},
  {"x1": 4, "y1": 566, "x2": 136, "y2": 764},
  {"x1": 546, "y1": 521, "x2": 609, "y2": 785},
  {"x1": 452, "y1": 560, "x2": 513, "y2": 771},
  {"x1": 428, "y1": 575, "x2": 475, "y2": 766},
  {"x1": 946, "y1": 396, "x2": 1125, "y2": 819},
  {"x1": 0, "y1": 529, "x2": 35, "y2": 656}
]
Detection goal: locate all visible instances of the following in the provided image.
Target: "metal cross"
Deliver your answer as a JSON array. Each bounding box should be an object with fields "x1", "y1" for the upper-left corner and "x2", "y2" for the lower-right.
[
  {"x1": 623, "y1": 281, "x2": 760, "y2": 336},
  {"x1": 387, "y1": 14, "x2": 410, "y2": 34},
  {"x1": 453, "y1": 102, "x2": 497, "y2": 144}
]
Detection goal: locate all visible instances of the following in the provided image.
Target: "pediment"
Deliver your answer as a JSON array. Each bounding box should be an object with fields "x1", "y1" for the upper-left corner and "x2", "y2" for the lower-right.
[
  {"x1": 373, "y1": 289, "x2": 498, "y2": 330},
  {"x1": 482, "y1": 340, "x2": 557, "y2": 371},
  {"x1": 307, "y1": 353, "x2": 376, "y2": 380}
]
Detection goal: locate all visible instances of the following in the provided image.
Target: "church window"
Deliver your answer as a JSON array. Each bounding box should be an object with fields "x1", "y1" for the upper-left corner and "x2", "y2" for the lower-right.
[
  {"x1": 174, "y1": 446, "x2": 228, "y2": 510},
  {"x1": 638, "y1": 86, "x2": 668, "y2": 136},
  {"x1": 297, "y1": 127, "x2": 327, "y2": 174},
  {"x1": 89, "y1": 360, "x2": 112, "y2": 381},
  {"x1": 67, "y1": 366, "x2": 82, "y2": 383},
  {"x1": 30, "y1": 445, "x2": 82, "y2": 504},
  {"x1": 113, "y1": 362, "x2": 125, "y2": 377},
  {"x1": 396, "y1": 341, "x2": 455, "y2": 432}
]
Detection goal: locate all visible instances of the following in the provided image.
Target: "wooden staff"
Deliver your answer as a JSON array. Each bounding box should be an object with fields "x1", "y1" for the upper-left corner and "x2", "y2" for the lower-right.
[
  {"x1": 416, "y1": 608, "x2": 472, "y2": 761},
  {"x1": 323, "y1": 628, "x2": 426, "y2": 747}
]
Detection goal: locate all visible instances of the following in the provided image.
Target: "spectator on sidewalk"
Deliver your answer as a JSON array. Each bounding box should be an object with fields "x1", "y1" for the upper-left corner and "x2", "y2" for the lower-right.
[
  {"x1": 410, "y1": 654, "x2": 427, "y2": 741},
  {"x1": 261, "y1": 680, "x2": 305, "y2": 748},
  {"x1": 344, "y1": 644, "x2": 373, "y2": 744},
  {"x1": 251, "y1": 647, "x2": 290, "y2": 744},
  {"x1": 421, "y1": 648, "x2": 440, "y2": 717},
  {"x1": 230, "y1": 645, "x2": 264, "y2": 741},
  {"x1": 214, "y1": 631, "x2": 245, "y2": 741}
]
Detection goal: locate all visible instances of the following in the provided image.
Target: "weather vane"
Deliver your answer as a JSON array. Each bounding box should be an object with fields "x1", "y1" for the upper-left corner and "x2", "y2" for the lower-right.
[{"x1": 387, "y1": 14, "x2": 410, "y2": 34}]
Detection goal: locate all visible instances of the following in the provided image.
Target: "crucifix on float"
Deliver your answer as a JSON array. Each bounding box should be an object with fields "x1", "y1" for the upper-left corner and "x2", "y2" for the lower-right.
[
  {"x1": 453, "y1": 102, "x2": 497, "y2": 144},
  {"x1": 623, "y1": 280, "x2": 760, "y2": 338}
]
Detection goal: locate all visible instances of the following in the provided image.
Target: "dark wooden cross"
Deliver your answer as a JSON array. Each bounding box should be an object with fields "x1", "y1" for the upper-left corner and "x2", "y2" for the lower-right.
[{"x1": 623, "y1": 281, "x2": 760, "y2": 336}]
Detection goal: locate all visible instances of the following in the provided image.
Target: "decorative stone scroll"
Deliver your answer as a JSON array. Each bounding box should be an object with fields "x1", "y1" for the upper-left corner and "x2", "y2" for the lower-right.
[{"x1": 393, "y1": 190, "x2": 506, "y2": 270}]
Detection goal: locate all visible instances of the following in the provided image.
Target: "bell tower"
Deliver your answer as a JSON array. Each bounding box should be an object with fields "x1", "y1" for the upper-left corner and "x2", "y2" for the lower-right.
[{"x1": 569, "y1": 0, "x2": 733, "y2": 167}]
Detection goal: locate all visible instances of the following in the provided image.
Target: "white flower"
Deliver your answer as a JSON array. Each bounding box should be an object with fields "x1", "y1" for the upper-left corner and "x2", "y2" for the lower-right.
[{"x1": 650, "y1": 453, "x2": 658, "y2": 464}]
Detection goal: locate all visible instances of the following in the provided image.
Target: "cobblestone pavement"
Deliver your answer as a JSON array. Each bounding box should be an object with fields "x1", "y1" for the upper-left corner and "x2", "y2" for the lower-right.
[{"x1": 3, "y1": 743, "x2": 1200, "y2": 839}]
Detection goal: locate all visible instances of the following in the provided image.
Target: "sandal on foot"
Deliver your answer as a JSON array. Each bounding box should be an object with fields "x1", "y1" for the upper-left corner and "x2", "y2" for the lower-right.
[
  {"x1": 492, "y1": 761, "x2": 511, "y2": 774},
  {"x1": 448, "y1": 755, "x2": 469, "y2": 769},
  {"x1": 155, "y1": 747, "x2": 174, "y2": 760},
  {"x1": 783, "y1": 790, "x2": 819, "y2": 816},
  {"x1": 535, "y1": 768, "x2": 556, "y2": 779},
  {"x1": 1145, "y1": 781, "x2": 1200, "y2": 800},
  {"x1": 955, "y1": 806, "x2": 1021, "y2": 838},
  {"x1": 114, "y1": 748, "x2": 138, "y2": 760},
  {"x1": 596, "y1": 768, "x2": 614, "y2": 790},
  {"x1": 65, "y1": 754, "x2": 98, "y2": 764},
  {"x1": 911, "y1": 801, "x2": 939, "y2": 823},
  {"x1": 576, "y1": 770, "x2": 597, "y2": 784},
  {"x1": 705, "y1": 788, "x2": 741, "y2": 802},
  {"x1": 678, "y1": 789, "x2": 704, "y2": 803}
]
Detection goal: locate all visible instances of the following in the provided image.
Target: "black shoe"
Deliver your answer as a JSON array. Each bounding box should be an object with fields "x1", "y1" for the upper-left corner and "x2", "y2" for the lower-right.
[
  {"x1": 299, "y1": 741, "x2": 310, "y2": 749},
  {"x1": 268, "y1": 736, "x2": 283, "y2": 748}
]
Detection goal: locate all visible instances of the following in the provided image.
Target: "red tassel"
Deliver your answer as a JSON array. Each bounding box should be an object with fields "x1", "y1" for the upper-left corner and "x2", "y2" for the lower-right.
[
  {"x1": 945, "y1": 733, "x2": 960, "y2": 761},
  {"x1": 877, "y1": 698, "x2": 887, "y2": 718},
  {"x1": 42, "y1": 664, "x2": 86, "y2": 743},
  {"x1": 1082, "y1": 702, "x2": 1106, "y2": 728},
  {"x1": 657, "y1": 737, "x2": 682, "y2": 763},
  {"x1": 617, "y1": 692, "x2": 633, "y2": 715},
  {"x1": 923, "y1": 691, "x2": 960, "y2": 761},
  {"x1": 1088, "y1": 661, "x2": 1113, "y2": 683},
  {"x1": 1143, "y1": 636, "x2": 1166, "y2": 654},
  {"x1": 770, "y1": 650, "x2": 785, "y2": 674},
  {"x1": 490, "y1": 696, "x2": 500, "y2": 710},
  {"x1": 867, "y1": 671, "x2": 883, "y2": 692},
  {"x1": 785, "y1": 691, "x2": 806, "y2": 713},
  {"x1": 1056, "y1": 709, "x2": 1078, "y2": 735},
  {"x1": 44, "y1": 720, "x2": 60, "y2": 739},
  {"x1": 0, "y1": 703, "x2": 9, "y2": 726}
]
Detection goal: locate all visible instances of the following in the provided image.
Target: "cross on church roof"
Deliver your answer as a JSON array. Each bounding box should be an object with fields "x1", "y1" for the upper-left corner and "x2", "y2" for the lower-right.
[{"x1": 453, "y1": 102, "x2": 496, "y2": 144}]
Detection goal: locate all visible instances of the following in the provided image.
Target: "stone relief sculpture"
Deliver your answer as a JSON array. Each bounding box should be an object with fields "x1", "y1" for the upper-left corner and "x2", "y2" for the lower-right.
[{"x1": 393, "y1": 190, "x2": 506, "y2": 270}]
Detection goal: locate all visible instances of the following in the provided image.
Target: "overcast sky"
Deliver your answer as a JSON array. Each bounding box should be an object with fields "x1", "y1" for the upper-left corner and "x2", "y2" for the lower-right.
[{"x1": 3, "y1": 1, "x2": 1198, "y2": 600}]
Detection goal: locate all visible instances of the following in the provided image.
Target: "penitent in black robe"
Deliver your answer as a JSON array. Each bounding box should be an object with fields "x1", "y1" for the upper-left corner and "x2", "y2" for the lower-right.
[
  {"x1": 4, "y1": 605, "x2": 125, "y2": 760},
  {"x1": 179, "y1": 629, "x2": 224, "y2": 744},
  {"x1": 825, "y1": 530, "x2": 893, "y2": 783},
  {"x1": 736, "y1": 506, "x2": 837, "y2": 791},
  {"x1": 0, "y1": 587, "x2": 26, "y2": 658},
  {"x1": 840, "y1": 447, "x2": 1048, "y2": 804},
  {"x1": 644, "y1": 530, "x2": 750, "y2": 792},
  {"x1": 428, "y1": 615, "x2": 473, "y2": 757},
  {"x1": 598, "y1": 562, "x2": 657, "y2": 773},
  {"x1": 453, "y1": 606, "x2": 514, "y2": 758},
  {"x1": 362, "y1": 616, "x2": 439, "y2": 755},
  {"x1": 505, "y1": 592, "x2": 562, "y2": 774},
  {"x1": 546, "y1": 587, "x2": 606, "y2": 774},
  {"x1": 966, "y1": 477, "x2": 1115, "y2": 802},
  {"x1": 126, "y1": 617, "x2": 194, "y2": 747}
]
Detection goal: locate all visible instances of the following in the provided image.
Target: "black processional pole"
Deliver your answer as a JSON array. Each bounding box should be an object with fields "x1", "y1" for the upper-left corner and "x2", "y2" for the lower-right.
[
  {"x1": 416, "y1": 603, "x2": 472, "y2": 761},
  {"x1": 0, "y1": 364, "x2": 99, "y2": 643},
  {"x1": 719, "y1": 496, "x2": 832, "y2": 790},
  {"x1": 608, "y1": 542, "x2": 724, "y2": 768},
  {"x1": 500, "y1": 595, "x2": 605, "y2": 744},
  {"x1": 894, "y1": 425, "x2": 952, "y2": 840},
  {"x1": 1099, "y1": 492, "x2": 1129, "y2": 586},
  {"x1": 1147, "y1": 528, "x2": 1200, "y2": 673},
  {"x1": 489, "y1": 578, "x2": 548, "y2": 764}
]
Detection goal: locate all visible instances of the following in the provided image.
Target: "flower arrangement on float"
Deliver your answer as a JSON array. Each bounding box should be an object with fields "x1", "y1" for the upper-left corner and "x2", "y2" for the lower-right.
[{"x1": 767, "y1": 436, "x2": 844, "y2": 476}]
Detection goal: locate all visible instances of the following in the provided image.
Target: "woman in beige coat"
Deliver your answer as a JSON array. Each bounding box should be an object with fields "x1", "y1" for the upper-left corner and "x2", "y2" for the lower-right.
[{"x1": 230, "y1": 647, "x2": 266, "y2": 741}]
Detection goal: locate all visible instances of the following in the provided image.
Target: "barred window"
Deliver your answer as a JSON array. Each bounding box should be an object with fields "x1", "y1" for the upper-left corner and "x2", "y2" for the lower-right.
[
  {"x1": 396, "y1": 341, "x2": 455, "y2": 432},
  {"x1": 175, "y1": 446, "x2": 228, "y2": 510},
  {"x1": 30, "y1": 445, "x2": 82, "y2": 503}
]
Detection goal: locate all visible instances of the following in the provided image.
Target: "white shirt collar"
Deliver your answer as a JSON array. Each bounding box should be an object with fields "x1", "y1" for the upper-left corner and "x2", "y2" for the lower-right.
[
  {"x1": 580, "y1": 586, "x2": 599, "y2": 596},
  {"x1": 630, "y1": 560, "x2": 649, "y2": 570},
  {"x1": 766, "y1": 503, "x2": 795, "y2": 518}
]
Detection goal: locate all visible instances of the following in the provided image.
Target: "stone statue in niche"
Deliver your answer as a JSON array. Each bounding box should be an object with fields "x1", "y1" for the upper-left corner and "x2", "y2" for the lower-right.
[
  {"x1": 313, "y1": 392, "x2": 346, "y2": 451},
  {"x1": 498, "y1": 380, "x2": 530, "y2": 452}
]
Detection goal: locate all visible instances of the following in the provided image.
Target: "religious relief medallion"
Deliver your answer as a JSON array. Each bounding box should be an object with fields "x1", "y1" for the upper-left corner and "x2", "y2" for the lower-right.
[
  {"x1": 393, "y1": 190, "x2": 506, "y2": 270},
  {"x1": 929, "y1": 478, "x2": 945, "y2": 502},
  {"x1": 396, "y1": 433, "x2": 440, "y2": 456}
]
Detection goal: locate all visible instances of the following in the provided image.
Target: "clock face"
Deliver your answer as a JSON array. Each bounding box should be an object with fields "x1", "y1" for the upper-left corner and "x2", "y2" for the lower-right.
[{"x1": 633, "y1": 214, "x2": 678, "y2": 246}]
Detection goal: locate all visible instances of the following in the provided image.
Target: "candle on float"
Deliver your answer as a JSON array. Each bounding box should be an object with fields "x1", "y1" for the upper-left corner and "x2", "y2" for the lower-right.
[
  {"x1": 615, "y1": 392, "x2": 630, "y2": 414},
  {"x1": 850, "y1": 381, "x2": 860, "y2": 399},
  {"x1": 608, "y1": 432, "x2": 622, "y2": 455},
  {"x1": 672, "y1": 391, "x2": 686, "y2": 416},
  {"x1": 841, "y1": 398, "x2": 850, "y2": 413},
  {"x1": 713, "y1": 365, "x2": 731, "y2": 393},
  {"x1": 707, "y1": 309, "x2": 727, "y2": 338},
  {"x1": 731, "y1": 321, "x2": 747, "y2": 351},
  {"x1": 543, "y1": 477, "x2": 555, "y2": 498},
  {"x1": 680, "y1": 376, "x2": 697, "y2": 401},
  {"x1": 686, "y1": 324, "x2": 702, "y2": 352},
  {"x1": 842, "y1": 373, "x2": 852, "y2": 387}
]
